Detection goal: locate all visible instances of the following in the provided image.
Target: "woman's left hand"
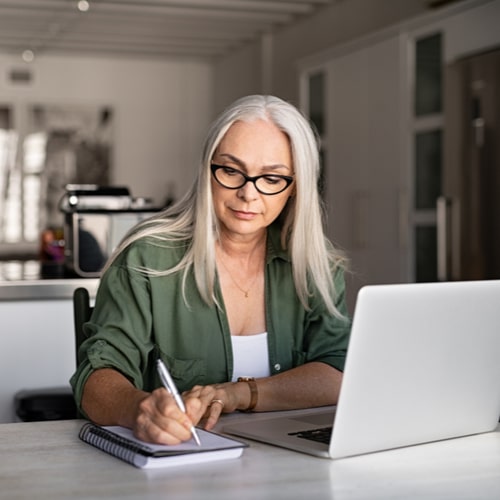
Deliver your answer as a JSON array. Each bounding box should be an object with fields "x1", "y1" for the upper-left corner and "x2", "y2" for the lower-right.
[{"x1": 183, "y1": 382, "x2": 246, "y2": 430}]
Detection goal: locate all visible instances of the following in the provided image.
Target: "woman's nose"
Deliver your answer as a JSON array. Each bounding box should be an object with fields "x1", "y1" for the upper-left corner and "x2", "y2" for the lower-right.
[{"x1": 237, "y1": 180, "x2": 259, "y2": 201}]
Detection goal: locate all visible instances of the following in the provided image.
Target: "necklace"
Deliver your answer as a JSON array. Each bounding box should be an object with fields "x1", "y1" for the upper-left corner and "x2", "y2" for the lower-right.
[{"x1": 218, "y1": 257, "x2": 259, "y2": 298}]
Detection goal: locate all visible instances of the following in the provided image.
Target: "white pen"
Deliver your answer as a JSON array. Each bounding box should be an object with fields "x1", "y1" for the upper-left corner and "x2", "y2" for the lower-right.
[{"x1": 156, "y1": 358, "x2": 202, "y2": 446}]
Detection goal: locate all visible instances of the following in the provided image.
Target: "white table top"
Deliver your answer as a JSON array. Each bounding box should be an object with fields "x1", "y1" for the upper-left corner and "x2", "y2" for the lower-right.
[{"x1": 2, "y1": 416, "x2": 500, "y2": 500}]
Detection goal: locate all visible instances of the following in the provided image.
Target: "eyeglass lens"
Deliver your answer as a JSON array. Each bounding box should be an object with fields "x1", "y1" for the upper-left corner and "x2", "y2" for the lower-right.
[{"x1": 212, "y1": 165, "x2": 291, "y2": 195}]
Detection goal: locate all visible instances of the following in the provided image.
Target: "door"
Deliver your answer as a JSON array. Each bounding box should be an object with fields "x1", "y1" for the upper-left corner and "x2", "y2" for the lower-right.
[{"x1": 441, "y1": 48, "x2": 500, "y2": 281}]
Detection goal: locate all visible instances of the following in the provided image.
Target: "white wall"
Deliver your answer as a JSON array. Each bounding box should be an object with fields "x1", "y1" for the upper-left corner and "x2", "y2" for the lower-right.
[
  {"x1": 0, "y1": 53, "x2": 214, "y2": 206},
  {"x1": 212, "y1": 42, "x2": 263, "y2": 114}
]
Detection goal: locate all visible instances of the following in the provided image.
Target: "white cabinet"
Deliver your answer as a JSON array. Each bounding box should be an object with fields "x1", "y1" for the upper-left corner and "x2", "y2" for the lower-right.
[
  {"x1": 0, "y1": 278, "x2": 98, "y2": 423},
  {"x1": 324, "y1": 35, "x2": 406, "y2": 310},
  {"x1": 301, "y1": 34, "x2": 407, "y2": 311},
  {"x1": 0, "y1": 299, "x2": 75, "y2": 423}
]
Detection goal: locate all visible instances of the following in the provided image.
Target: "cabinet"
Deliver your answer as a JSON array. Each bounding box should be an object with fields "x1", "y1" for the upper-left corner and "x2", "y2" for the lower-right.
[
  {"x1": 300, "y1": 0, "x2": 500, "y2": 311},
  {"x1": 303, "y1": 34, "x2": 407, "y2": 311},
  {"x1": 0, "y1": 278, "x2": 98, "y2": 423}
]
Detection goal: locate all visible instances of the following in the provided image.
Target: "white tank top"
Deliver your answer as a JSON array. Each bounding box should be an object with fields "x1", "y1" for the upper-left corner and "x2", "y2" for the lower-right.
[{"x1": 231, "y1": 332, "x2": 271, "y2": 382}]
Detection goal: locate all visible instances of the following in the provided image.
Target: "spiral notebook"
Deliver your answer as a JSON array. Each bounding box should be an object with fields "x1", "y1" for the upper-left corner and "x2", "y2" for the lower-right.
[{"x1": 79, "y1": 422, "x2": 247, "y2": 468}]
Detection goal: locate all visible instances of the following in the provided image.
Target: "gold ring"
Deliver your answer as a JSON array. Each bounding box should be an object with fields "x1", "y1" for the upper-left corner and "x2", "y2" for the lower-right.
[{"x1": 210, "y1": 399, "x2": 225, "y2": 410}]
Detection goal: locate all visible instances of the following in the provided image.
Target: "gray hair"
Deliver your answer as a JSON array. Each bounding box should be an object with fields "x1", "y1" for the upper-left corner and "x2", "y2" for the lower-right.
[{"x1": 108, "y1": 95, "x2": 346, "y2": 316}]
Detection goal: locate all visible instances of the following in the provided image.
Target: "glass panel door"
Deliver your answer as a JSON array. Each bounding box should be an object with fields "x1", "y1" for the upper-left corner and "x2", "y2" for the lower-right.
[{"x1": 411, "y1": 32, "x2": 443, "y2": 282}]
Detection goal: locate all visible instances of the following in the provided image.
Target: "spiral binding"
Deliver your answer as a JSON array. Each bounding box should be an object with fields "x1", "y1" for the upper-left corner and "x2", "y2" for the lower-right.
[{"x1": 79, "y1": 423, "x2": 151, "y2": 466}]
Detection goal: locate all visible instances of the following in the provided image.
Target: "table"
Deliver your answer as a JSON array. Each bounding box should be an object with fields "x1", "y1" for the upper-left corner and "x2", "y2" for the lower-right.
[{"x1": 2, "y1": 415, "x2": 500, "y2": 499}]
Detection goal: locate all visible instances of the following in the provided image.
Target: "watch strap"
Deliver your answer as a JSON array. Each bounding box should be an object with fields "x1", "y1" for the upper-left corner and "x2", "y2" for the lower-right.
[{"x1": 237, "y1": 377, "x2": 258, "y2": 411}]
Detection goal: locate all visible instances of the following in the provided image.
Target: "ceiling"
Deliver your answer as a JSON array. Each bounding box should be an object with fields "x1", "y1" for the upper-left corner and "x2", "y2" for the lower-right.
[{"x1": 0, "y1": 0, "x2": 336, "y2": 62}]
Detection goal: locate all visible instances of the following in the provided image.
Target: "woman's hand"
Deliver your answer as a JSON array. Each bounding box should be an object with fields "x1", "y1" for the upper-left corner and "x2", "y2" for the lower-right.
[
  {"x1": 82, "y1": 363, "x2": 342, "y2": 445},
  {"x1": 132, "y1": 381, "x2": 248, "y2": 443},
  {"x1": 182, "y1": 381, "x2": 249, "y2": 430},
  {"x1": 132, "y1": 387, "x2": 203, "y2": 445},
  {"x1": 81, "y1": 369, "x2": 249, "y2": 445}
]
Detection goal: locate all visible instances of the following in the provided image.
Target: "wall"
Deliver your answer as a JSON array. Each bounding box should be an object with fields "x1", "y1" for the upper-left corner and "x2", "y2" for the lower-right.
[
  {"x1": 212, "y1": 42, "x2": 263, "y2": 114},
  {"x1": 424, "y1": 0, "x2": 500, "y2": 62},
  {"x1": 0, "y1": 53, "x2": 214, "y2": 206},
  {"x1": 213, "y1": 0, "x2": 427, "y2": 109}
]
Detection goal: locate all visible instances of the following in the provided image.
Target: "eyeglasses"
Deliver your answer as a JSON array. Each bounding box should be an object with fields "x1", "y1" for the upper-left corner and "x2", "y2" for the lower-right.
[{"x1": 210, "y1": 164, "x2": 294, "y2": 195}]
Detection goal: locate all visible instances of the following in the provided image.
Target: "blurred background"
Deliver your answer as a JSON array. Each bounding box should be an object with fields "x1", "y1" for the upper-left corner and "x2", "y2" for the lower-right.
[
  {"x1": 0, "y1": 0, "x2": 499, "y2": 308},
  {"x1": 1, "y1": 0, "x2": 499, "y2": 424}
]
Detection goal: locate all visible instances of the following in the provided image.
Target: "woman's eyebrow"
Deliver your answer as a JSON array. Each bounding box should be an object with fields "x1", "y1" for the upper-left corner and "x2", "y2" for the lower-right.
[
  {"x1": 216, "y1": 153, "x2": 291, "y2": 172},
  {"x1": 216, "y1": 153, "x2": 245, "y2": 167}
]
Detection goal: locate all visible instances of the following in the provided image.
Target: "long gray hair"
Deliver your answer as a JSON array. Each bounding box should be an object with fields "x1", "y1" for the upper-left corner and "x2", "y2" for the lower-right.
[{"x1": 107, "y1": 95, "x2": 346, "y2": 317}]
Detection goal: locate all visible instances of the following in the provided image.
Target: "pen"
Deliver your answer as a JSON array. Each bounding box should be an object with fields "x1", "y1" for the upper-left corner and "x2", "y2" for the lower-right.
[{"x1": 156, "y1": 358, "x2": 202, "y2": 446}]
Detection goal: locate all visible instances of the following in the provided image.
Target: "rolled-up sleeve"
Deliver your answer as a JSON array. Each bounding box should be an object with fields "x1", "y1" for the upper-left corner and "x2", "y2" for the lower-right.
[
  {"x1": 303, "y1": 268, "x2": 351, "y2": 372},
  {"x1": 70, "y1": 246, "x2": 155, "y2": 409}
]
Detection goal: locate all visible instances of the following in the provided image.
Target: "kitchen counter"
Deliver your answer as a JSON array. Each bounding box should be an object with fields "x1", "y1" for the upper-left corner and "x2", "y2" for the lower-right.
[
  {"x1": 0, "y1": 260, "x2": 99, "y2": 423},
  {"x1": 0, "y1": 260, "x2": 99, "y2": 300}
]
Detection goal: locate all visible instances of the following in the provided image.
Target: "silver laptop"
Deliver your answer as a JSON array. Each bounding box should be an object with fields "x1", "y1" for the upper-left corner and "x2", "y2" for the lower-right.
[{"x1": 224, "y1": 280, "x2": 500, "y2": 459}]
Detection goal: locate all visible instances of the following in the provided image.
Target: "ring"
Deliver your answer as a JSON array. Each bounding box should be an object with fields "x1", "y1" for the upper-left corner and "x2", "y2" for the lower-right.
[{"x1": 210, "y1": 399, "x2": 225, "y2": 410}]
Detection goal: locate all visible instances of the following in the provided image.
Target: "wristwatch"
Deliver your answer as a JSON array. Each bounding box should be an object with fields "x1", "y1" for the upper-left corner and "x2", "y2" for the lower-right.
[{"x1": 237, "y1": 377, "x2": 258, "y2": 412}]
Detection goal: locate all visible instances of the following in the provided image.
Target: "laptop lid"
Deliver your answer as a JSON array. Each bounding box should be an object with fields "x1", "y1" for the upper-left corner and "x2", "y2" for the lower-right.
[{"x1": 224, "y1": 280, "x2": 500, "y2": 459}]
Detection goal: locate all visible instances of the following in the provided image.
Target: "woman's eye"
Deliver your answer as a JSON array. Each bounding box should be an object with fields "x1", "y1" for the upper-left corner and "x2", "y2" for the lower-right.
[
  {"x1": 262, "y1": 176, "x2": 282, "y2": 185},
  {"x1": 222, "y1": 167, "x2": 239, "y2": 176}
]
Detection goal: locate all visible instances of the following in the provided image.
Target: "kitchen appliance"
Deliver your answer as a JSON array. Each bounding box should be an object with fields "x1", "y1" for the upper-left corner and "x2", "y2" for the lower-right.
[{"x1": 60, "y1": 185, "x2": 159, "y2": 278}]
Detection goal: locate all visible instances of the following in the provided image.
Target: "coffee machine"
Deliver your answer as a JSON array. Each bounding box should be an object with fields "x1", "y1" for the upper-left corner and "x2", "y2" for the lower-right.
[{"x1": 60, "y1": 185, "x2": 159, "y2": 278}]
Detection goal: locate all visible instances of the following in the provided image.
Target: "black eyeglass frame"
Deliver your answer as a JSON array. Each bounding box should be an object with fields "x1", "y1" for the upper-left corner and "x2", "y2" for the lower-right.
[{"x1": 210, "y1": 164, "x2": 294, "y2": 196}]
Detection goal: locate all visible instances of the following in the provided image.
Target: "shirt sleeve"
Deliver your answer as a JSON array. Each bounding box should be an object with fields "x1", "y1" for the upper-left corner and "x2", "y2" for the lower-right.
[
  {"x1": 70, "y1": 245, "x2": 155, "y2": 410},
  {"x1": 302, "y1": 267, "x2": 352, "y2": 372}
]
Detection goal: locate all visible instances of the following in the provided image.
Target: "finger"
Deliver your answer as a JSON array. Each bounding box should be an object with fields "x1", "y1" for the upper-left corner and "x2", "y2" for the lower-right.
[
  {"x1": 141, "y1": 411, "x2": 196, "y2": 444},
  {"x1": 135, "y1": 390, "x2": 196, "y2": 444},
  {"x1": 154, "y1": 388, "x2": 199, "y2": 423},
  {"x1": 183, "y1": 395, "x2": 205, "y2": 424},
  {"x1": 195, "y1": 387, "x2": 220, "y2": 409},
  {"x1": 182, "y1": 385, "x2": 206, "y2": 399},
  {"x1": 204, "y1": 399, "x2": 225, "y2": 431}
]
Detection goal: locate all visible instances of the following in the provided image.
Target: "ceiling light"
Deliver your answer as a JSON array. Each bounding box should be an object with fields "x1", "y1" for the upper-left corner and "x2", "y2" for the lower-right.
[
  {"x1": 77, "y1": 1, "x2": 90, "y2": 12},
  {"x1": 22, "y1": 50, "x2": 35, "y2": 63}
]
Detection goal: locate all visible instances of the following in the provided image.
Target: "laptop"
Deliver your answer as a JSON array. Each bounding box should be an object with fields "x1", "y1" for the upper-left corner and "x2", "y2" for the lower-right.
[{"x1": 223, "y1": 280, "x2": 500, "y2": 459}]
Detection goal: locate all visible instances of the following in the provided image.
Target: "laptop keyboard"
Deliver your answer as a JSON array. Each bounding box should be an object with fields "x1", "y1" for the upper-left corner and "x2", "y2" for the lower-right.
[{"x1": 288, "y1": 426, "x2": 333, "y2": 444}]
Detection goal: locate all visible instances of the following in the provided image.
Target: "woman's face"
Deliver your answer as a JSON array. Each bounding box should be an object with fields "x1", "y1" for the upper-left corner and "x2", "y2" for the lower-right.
[{"x1": 211, "y1": 119, "x2": 294, "y2": 242}]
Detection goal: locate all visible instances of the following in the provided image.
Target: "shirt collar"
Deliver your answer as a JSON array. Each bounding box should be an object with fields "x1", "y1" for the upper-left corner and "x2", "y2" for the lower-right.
[{"x1": 266, "y1": 221, "x2": 290, "y2": 263}]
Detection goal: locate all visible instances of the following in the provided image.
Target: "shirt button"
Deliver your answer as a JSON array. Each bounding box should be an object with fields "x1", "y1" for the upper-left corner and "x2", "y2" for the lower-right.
[{"x1": 274, "y1": 363, "x2": 281, "y2": 371}]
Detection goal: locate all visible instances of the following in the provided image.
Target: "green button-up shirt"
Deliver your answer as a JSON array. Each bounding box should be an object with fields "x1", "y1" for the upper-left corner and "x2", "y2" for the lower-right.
[{"x1": 70, "y1": 225, "x2": 351, "y2": 409}]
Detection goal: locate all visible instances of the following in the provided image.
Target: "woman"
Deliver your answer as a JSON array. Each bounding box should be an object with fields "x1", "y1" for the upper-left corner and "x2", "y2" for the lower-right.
[{"x1": 70, "y1": 94, "x2": 351, "y2": 445}]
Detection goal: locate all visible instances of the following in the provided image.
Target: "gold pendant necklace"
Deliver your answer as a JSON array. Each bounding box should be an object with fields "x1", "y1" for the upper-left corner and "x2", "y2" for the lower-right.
[{"x1": 218, "y1": 258, "x2": 258, "y2": 298}]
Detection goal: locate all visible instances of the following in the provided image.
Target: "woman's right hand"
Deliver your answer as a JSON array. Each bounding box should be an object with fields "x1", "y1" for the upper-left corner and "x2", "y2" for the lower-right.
[
  {"x1": 81, "y1": 368, "x2": 204, "y2": 445},
  {"x1": 131, "y1": 388, "x2": 204, "y2": 445}
]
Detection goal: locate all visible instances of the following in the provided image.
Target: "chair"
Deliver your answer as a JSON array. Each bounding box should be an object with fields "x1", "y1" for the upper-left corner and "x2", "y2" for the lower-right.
[
  {"x1": 73, "y1": 287, "x2": 93, "y2": 363},
  {"x1": 14, "y1": 287, "x2": 93, "y2": 421}
]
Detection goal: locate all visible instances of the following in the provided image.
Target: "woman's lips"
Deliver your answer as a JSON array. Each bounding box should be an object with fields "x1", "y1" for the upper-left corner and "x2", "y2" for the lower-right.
[{"x1": 231, "y1": 208, "x2": 257, "y2": 220}]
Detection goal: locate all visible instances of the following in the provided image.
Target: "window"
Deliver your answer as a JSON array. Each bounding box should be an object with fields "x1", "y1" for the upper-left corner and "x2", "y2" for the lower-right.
[{"x1": 0, "y1": 104, "x2": 113, "y2": 258}]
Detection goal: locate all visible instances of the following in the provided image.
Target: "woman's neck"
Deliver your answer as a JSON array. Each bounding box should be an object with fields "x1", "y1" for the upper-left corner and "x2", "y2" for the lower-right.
[{"x1": 217, "y1": 230, "x2": 267, "y2": 264}]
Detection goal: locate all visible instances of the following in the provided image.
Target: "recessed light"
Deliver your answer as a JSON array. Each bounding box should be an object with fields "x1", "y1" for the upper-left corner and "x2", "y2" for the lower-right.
[
  {"x1": 22, "y1": 49, "x2": 35, "y2": 63},
  {"x1": 77, "y1": 0, "x2": 90, "y2": 12}
]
